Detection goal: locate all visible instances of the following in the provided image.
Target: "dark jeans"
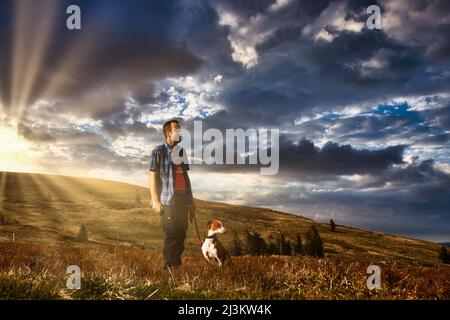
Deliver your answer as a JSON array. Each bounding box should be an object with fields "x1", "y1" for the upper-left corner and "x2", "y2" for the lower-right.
[{"x1": 161, "y1": 192, "x2": 189, "y2": 267}]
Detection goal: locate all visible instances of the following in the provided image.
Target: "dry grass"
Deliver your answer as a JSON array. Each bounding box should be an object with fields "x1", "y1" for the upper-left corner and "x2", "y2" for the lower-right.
[
  {"x1": 1, "y1": 172, "x2": 449, "y2": 300},
  {"x1": 0, "y1": 242, "x2": 449, "y2": 300}
]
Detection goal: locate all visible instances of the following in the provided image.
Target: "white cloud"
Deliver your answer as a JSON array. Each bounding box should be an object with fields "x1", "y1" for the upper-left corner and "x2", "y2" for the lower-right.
[
  {"x1": 269, "y1": 0, "x2": 292, "y2": 12},
  {"x1": 303, "y1": 1, "x2": 364, "y2": 43},
  {"x1": 314, "y1": 29, "x2": 334, "y2": 42},
  {"x1": 141, "y1": 75, "x2": 224, "y2": 125},
  {"x1": 392, "y1": 94, "x2": 450, "y2": 112},
  {"x1": 215, "y1": 0, "x2": 296, "y2": 69},
  {"x1": 347, "y1": 49, "x2": 392, "y2": 79},
  {"x1": 217, "y1": 8, "x2": 268, "y2": 69}
]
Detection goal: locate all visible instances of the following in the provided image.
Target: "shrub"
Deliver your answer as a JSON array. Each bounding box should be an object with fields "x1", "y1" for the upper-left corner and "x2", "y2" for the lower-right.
[
  {"x1": 304, "y1": 225, "x2": 324, "y2": 258},
  {"x1": 77, "y1": 225, "x2": 89, "y2": 243},
  {"x1": 330, "y1": 219, "x2": 336, "y2": 232},
  {"x1": 439, "y1": 246, "x2": 450, "y2": 264},
  {"x1": 231, "y1": 230, "x2": 243, "y2": 256}
]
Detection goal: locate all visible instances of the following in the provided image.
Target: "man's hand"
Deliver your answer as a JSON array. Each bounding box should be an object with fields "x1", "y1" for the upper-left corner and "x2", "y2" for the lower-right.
[
  {"x1": 153, "y1": 201, "x2": 163, "y2": 214},
  {"x1": 189, "y1": 203, "x2": 196, "y2": 223}
]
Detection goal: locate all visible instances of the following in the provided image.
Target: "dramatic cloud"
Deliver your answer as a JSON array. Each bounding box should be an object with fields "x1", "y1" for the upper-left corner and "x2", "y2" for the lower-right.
[
  {"x1": 0, "y1": 0, "x2": 203, "y2": 119},
  {"x1": 0, "y1": 0, "x2": 449, "y2": 241}
]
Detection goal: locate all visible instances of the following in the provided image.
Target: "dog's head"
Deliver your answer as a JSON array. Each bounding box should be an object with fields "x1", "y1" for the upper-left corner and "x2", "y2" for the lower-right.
[{"x1": 207, "y1": 219, "x2": 227, "y2": 236}]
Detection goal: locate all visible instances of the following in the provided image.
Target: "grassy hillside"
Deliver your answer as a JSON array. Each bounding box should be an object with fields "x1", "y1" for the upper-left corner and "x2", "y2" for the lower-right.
[{"x1": 0, "y1": 171, "x2": 449, "y2": 299}]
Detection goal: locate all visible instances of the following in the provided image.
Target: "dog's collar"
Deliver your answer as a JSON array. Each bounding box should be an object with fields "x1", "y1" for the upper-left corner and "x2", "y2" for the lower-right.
[{"x1": 205, "y1": 233, "x2": 217, "y2": 240}]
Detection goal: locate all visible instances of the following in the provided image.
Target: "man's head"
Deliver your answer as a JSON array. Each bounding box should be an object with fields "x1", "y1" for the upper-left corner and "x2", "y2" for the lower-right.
[{"x1": 163, "y1": 119, "x2": 182, "y2": 146}]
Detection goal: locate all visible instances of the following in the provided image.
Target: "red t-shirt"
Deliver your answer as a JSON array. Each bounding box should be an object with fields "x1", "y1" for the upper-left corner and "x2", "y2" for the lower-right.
[{"x1": 175, "y1": 164, "x2": 186, "y2": 191}]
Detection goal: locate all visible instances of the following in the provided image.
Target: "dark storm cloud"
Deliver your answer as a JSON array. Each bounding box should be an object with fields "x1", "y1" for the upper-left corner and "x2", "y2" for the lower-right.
[
  {"x1": 36, "y1": 142, "x2": 149, "y2": 174},
  {"x1": 281, "y1": 99, "x2": 450, "y2": 149},
  {"x1": 171, "y1": 0, "x2": 450, "y2": 130},
  {"x1": 101, "y1": 108, "x2": 159, "y2": 140},
  {"x1": 195, "y1": 136, "x2": 405, "y2": 180},
  {"x1": 17, "y1": 121, "x2": 107, "y2": 145},
  {"x1": 381, "y1": 0, "x2": 450, "y2": 64},
  {"x1": 246, "y1": 158, "x2": 450, "y2": 238},
  {"x1": 1, "y1": 0, "x2": 449, "y2": 240},
  {"x1": 421, "y1": 105, "x2": 450, "y2": 131},
  {"x1": 215, "y1": 32, "x2": 428, "y2": 127},
  {"x1": 0, "y1": 0, "x2": 202, "y2": 118},
  {"x1": 278, "y1": 138, "x2": 405, "y2": 175},
  {"x1": 69, "y1": 143, "x2": 148, "y2": 171},
  {"x1": 17, "y1": 123, "x2": 55, "y2": 143}
]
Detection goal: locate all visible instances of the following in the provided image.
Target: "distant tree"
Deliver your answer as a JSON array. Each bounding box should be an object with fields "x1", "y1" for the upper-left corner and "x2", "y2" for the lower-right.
[
  {"x1": 245, "y1": 230, "x2": 256, "y2": 255},
  {"x1": 266, "y1": 241, "x2": 278, "y2": 255},
  {"x1": 231, "y1": 230, "x2": 243, "y2": 256},
  {"x1": 135, "y1": 189, "x2": 143, "y2": 207},
  {"x1": 266, "y1": 234, "x2": 278, "y2": 255},
  {"x1": 260, "y1": 237, "x2": 268, "y2": 255},
  {"x1": 330, "y1": 219, "x2": 336, "y2": 232},
  {"x1": 275, "y1": 232, "x2": 293, "y2": 256},
  {"x1": 77, "y1": 224, "x2": 89, "y2": 243},
  {"x1": 304, "y1": 225, "x2": 324, "y2": 258},
  {"x1": 0, "y1": 213, "x2": 4, "y2": 225},
  {"x1": 439, "y1": 246, "x2": 450, "y2": 264},
  {"x1": 245, "y1": 230, "x2": 267, "y2": 256},
  {"x1": 294, "y1": 233, "x2": 303, "y2": 255},
  {"x1": 276, "y1": 232, "x2": 285, "y2": 255},
  {"x1": 284, "y1": 240, "x2": 293, "y2": 256}
]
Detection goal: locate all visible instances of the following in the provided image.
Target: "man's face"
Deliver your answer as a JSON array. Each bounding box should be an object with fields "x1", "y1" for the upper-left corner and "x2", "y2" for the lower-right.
[{"x1": 169, "y1": 122, "x2": 182, "y2": 144}]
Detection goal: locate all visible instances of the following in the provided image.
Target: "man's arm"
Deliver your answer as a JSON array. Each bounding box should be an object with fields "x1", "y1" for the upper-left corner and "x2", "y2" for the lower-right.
[{"x1": 149, "y1": 171, "x2": 162, "y2": 213}]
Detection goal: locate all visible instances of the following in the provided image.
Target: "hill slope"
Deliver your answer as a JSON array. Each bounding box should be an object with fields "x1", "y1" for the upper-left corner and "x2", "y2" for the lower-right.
[
  {"x1": 0, "y1": 171, "x2": 443, "y2": 265},
  {"x1": 1, "y1": 172, "x2": 449, "y2": 300}
]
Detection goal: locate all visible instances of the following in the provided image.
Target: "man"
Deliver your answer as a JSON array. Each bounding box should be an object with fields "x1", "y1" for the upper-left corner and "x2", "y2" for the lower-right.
[{"x1": 149, "y1": 119, "x2": 195, "y2": 268}]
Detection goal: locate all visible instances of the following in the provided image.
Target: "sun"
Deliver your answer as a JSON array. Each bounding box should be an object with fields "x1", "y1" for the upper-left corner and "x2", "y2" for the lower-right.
[
  {"x1": 0, "y1": 126, "x2": 33, "y2": 172},
  {"x1": 0, "y1": 126, "x2": 30, "y2": 153}
]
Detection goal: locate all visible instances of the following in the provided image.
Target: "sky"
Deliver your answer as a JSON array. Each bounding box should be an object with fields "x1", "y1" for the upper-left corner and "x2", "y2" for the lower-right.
[{"x1": 0, "y1": 0, "x2": 449, "y2": 242}]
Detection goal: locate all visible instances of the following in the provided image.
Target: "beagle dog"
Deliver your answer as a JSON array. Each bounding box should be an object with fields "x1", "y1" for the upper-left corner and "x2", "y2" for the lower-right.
[{"x1": 201, "y1": 220, "x2": 228, "y2": 267}]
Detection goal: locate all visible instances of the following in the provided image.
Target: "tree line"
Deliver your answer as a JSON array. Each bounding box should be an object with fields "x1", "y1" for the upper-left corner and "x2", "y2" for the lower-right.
[{"x1": 231, "y1": 225, "x2": 324, "y2": 258}]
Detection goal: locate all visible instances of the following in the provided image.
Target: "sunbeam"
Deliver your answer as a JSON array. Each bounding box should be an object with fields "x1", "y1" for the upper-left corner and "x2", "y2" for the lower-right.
[
  {"x1": 11, "y1": 0, "x2": 60, "y2": 121},
  {"x1": 39, "y1": 27, "x2": 98, "y2": 103}
]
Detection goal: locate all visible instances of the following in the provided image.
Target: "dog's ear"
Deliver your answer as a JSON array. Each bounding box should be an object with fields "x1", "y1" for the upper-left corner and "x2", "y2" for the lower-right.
[{"x1": 207, "y1": 220, "x2": 212, "y2": 228}]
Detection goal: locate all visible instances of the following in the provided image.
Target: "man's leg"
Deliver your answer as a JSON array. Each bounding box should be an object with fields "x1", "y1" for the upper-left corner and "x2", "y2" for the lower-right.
[
  {"x1": 171, "y1": 193, "x2": 189, "y2": 266},
  {"x1": 173, "y1": 225, "x2": 187, "y2": 265},
  {"x1": 161, "y1": 205, "x2": 180, "y2": 267}
]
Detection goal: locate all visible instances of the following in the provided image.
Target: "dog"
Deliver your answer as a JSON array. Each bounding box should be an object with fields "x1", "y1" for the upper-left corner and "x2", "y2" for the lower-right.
[{"x1": 201, "y1": 220, "x2": 228, "y2": 267}]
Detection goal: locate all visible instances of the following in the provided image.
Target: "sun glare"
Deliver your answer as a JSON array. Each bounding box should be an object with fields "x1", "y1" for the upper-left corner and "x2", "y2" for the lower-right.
[
  {"x1": 0, "y1": 126, "x2": 30, "y2": 153},
  {"x1": 0, "y1": 126, "x2": 33, "y2": 172}
]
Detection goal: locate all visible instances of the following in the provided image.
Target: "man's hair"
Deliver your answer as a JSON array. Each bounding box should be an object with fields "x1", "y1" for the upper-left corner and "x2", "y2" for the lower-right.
[{"x1": 163, "y1": 119, "x2": 179, "y2": 138}]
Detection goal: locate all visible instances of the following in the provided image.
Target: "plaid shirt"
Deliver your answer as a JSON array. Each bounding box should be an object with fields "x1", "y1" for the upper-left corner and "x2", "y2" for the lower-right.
[{"x1": 149, "y1": 142, "x2": 193, "y2": 206}]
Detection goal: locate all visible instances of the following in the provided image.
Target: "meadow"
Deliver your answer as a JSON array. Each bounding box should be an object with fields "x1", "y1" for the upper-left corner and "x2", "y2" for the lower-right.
[{"x1": 0, "y1": 172, "x2": 449, "y2": 299}]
